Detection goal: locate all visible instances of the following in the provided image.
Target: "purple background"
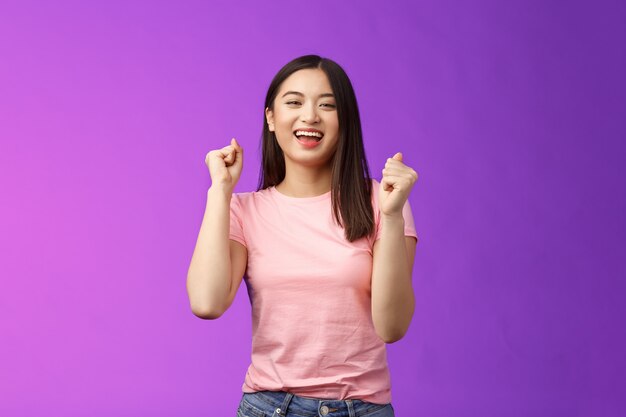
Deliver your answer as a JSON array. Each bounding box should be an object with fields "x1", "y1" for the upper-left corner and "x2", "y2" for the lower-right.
[{"x1": 1, "y1": 1, "x2": 624, "y2": 416}]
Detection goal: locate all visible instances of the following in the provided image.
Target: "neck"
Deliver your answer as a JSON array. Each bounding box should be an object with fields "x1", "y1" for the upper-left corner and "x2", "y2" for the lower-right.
[{"x1": 276, "y1": 160, "x2": 333, "y2": 198}]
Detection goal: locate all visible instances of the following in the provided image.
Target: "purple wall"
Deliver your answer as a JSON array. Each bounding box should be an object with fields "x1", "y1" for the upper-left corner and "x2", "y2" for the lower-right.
[{"x1": 1, "y1": 1, "x2": 624, "y2": 416}]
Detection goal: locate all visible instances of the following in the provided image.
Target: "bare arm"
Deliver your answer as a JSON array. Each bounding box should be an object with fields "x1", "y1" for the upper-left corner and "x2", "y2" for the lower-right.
[
  {"x1": 186, "y1": 187, "x2": 247, "y2": 319},
  {"x1": 371, "y1": 152, "x2": 419, "y2": 343},
  {"x1": 186, "y1": 138, "x2": 247, "y2": 319},
  {"x1": 372, "y1": 223, "x2": 417, "y2": 343}
]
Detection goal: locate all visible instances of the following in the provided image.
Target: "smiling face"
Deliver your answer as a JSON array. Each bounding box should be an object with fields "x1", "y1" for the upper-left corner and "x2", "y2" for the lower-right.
[{"x1": 265, "y1": 68, "x2": 340, "y2": 169}]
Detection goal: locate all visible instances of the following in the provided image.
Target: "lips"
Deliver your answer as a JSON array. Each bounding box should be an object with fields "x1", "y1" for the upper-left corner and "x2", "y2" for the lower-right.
[
  {"x1": 294, "y1": 134, "x2": 322, "y2": 148},
  {"x1": 293, "y1": 129, "x2": 324, "y2": 141}
]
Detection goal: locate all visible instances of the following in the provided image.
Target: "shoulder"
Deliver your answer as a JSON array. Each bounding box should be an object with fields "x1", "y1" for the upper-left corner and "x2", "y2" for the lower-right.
[
  {"x1": 232, "y1": 187, "x2": 270, "y2": 200},
  {"x1": 231, "y1": 188, "x2": 273, "y2": 209}
]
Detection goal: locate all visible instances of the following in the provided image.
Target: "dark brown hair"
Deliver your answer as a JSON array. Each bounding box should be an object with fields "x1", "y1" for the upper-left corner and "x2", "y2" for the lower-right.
[{"x1": 257, "y1": 55, "x2": 374, "y2": 242}]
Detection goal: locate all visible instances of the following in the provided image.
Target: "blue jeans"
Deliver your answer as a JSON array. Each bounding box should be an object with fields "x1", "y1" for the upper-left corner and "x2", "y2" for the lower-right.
[{"x1": 236, "y1": 390, "x2": 395, "y2": 417}]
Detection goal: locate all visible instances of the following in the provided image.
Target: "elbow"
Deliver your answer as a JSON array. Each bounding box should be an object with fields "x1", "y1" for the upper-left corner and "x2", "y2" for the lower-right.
[
  {"x1": 378, "y1": 329, "x2": 407, "y2": 344},
  {"x1": 374, "y1": 319, "x2": 411, "y2": 344},
  {"x1": 186, "y1": 276, "x2": 227, "y2": 320},
  {"x1": 189, "y1": 302, "x2": 225, "y2": 320},
  {"x1": 374, "y1": 303, "x2": 415, "y2": 344}
]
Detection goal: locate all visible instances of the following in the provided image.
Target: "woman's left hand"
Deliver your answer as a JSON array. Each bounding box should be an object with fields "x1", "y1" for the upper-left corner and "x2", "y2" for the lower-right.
[{"x1": 379, "y1": 152, "x2": 418, "y2": 217}]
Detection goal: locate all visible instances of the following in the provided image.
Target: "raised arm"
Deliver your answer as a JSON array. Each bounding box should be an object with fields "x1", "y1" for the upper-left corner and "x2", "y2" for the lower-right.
[
  {"x1": 371, "y1": 152, "x2": 419, "y2": 343},
  {"x1": 186, "y1": 138, "x2": 247, "y2": 319}
]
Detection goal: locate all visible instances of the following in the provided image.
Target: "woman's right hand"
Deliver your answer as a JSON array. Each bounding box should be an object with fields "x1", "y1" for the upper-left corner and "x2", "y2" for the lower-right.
[{"x1": 205, "y1": 138, "x2": 243, "y2": 194}]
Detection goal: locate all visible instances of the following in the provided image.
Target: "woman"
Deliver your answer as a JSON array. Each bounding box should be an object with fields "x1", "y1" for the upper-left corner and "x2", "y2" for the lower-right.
[{"x1": 187, "y1": 55, "x2": 418, "y2": 417}]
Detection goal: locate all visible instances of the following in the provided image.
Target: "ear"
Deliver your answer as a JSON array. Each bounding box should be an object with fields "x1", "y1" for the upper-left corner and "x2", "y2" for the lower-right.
[{"x1": 265, "y1": 107, "x2": 275, "y2": 132}]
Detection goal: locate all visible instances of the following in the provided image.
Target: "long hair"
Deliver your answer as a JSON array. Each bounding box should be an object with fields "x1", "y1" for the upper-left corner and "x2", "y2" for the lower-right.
[{"x1": 257, "y1": 55, "x2": 374, "y2": 242}]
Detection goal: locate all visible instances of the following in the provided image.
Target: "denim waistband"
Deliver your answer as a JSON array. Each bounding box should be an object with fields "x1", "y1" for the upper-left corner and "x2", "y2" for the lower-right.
[{"x1": 242, "y1": 390, "x2": 391, "y2": 417}]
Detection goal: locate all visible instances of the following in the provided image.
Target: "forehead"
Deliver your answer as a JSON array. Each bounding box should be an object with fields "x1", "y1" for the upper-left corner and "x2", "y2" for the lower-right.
[{"x1": 278, "y1": 68, "x2": 333, "y2": 95}]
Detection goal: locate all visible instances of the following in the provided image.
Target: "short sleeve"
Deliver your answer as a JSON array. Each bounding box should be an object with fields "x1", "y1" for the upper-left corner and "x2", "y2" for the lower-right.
[
  {"x1": 372, "y1": 179, "x2": 419, "y2": 242},
  {"x1": 229, "y1": 194, "x2": 247, "y2": 247}
]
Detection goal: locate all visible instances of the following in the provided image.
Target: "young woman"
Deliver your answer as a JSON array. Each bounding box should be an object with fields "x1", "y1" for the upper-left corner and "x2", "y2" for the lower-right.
[{"x1": 187, "y1": 55, "x2": 418, "y2": 417}]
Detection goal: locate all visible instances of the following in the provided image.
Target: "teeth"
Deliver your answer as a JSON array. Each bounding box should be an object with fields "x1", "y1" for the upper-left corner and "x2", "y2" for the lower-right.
[{"x1": 295, "y1": 130, "x2": 323, "y2": 138}]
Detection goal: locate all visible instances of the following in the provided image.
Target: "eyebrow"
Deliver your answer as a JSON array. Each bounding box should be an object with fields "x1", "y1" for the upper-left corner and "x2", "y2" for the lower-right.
[{"x1": 281, "y1": 91, "x2": 335, "y2": 99}]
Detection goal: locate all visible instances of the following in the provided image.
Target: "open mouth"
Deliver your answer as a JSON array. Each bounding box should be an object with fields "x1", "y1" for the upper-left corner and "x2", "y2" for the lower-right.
[{"x1": 293, "y1": 130, "x2": 323, "y2": 142}]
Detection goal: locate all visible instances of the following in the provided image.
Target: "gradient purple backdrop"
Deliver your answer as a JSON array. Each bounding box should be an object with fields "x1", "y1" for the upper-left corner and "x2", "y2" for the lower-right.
[{"x1": 1, "y1": 1, "x2": 624, "y2": 416}]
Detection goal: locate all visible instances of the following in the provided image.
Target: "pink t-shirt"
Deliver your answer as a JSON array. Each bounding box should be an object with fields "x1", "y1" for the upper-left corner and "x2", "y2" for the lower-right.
[{"x1": 229, "y1": 178, "x2": 418, "y2": 404}]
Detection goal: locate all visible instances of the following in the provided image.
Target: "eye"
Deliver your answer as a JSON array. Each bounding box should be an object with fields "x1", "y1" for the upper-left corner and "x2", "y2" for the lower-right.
[
  {"x1": 321, "y1": 103, "x2": 336, "y2": 108},
  {"x1": 286, "y1": 101, "x2": 301, "y2": 105}
]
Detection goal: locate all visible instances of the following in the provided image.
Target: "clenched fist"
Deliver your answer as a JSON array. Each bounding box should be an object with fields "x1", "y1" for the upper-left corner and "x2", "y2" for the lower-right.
[
  {"x1": 205, "y1": 138, "x2": 243, "y2": 194},
  {"x1": 379, "y1": 152, "x2": 418, "y2": 217}
]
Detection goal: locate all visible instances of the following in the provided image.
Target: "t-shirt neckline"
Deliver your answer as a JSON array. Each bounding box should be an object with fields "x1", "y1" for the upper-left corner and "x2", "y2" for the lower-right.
[{"x1": 270, "y1": 186, "x2": 331, "y2": 202}]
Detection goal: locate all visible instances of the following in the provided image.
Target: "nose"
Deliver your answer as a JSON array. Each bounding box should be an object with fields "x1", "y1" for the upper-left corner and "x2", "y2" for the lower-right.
[{"x1": 300, "y1": 102, "x2": 320, "y2": 124}]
